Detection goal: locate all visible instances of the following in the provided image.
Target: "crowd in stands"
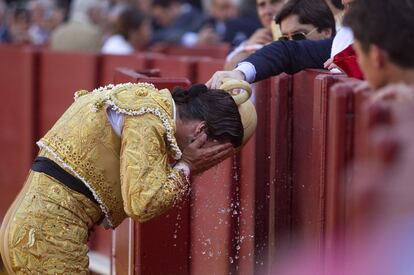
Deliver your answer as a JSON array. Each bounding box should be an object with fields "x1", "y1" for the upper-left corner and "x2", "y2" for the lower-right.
[{"x1": 0, "y1": 0, "x2": 344, "y2": 62}]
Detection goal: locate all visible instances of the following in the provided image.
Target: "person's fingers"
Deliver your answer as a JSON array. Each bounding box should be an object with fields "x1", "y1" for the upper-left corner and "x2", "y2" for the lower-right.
[
  {"x1": 261, "y1": 36, "x2": 273, "y2": 44},
  {"x1": 210, "y1": 146, "x2": 234, "y2": 162},
  {"x1": 203, "y1": 141, "x2": 233, "y2": 153},
  {"x1": 201, "y1": 142, "x2": 233, "y2": 158},
  {"x1": 198, "y1": 147, "x2": 234, "y2": 172},
  {"x1": 192, "y1": 146, "x2": 235, "y2": 174},
  {"x1": 327, "y1": 63, "x2": 337, "y2": 70},
  {"x1": 206, "y1": 70, "x2": 246, "y2": 89},
  {"x1": 211, "y1": 72, "x2": 224, "y2": 89},
  {"x1": 207, "y1": 72, "x2": 222, "y2": 89},
  {"x1": 190, "y1": 133, "x2": 208, "y2": 148},
  {"x1": 323, "y1": 58, "x2": 332, "y2": 69},
  {"x1": 249, "y1": 32, "x2": 272, "y2": 44},
  {"x1": 206, "y1": 71, "x2": 223, "y2": 88}
]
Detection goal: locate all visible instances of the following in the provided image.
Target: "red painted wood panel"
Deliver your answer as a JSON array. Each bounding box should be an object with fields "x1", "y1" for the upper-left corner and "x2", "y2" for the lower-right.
[
  {"x1": 252, "y1": 78, "x2": 278, "y2": 274},
  {"x1": 38, "y1": 50, "x2": 99, "y2": 137},
  {"x1": 114, "y1": 68, "x2": 191, "y2": 89},
  {"x1": 150, "y1": 55, "x2": 198, "y2": 83},
  {"x1": 190, "y1": 159, "x2": 235, "y2": 275},
  {"x1": 238, "y1": 137, "x2": 256, "y2": 275},
  {"x1": 99, "y1": 54, "x2": 146, "y2": 86},
  {"x1": 270, "y1": 74, "x2": 294, "y2": 270},
  {"x1": 0, "y1": 45, "x2": 36, "y2": 219},
  {"x1": 290, "y1": 70, "x2": 330, "y2": 252},
  {"x1": 324, "y1": 80, "x2": 355, "y2": 255},
  {"x1": 195, "y1": 58, "x2": 225, "y2": 83},
  {"x1": 137, "y1": 204, "x2": 191, "y2": 275}
]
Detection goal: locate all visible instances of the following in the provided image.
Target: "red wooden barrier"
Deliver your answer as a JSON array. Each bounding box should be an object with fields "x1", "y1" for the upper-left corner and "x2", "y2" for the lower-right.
[
  {"x1": 38, "y1": 50, "x2": 99, "y2": 137},
  {"x1": 150, "y1": 55, "x2": 198, "y2": 83},
  {"x1": 99, "y1": 54, "x2": 146, "y2": 86},
  {"x1": 190, "y1": 159, "x2": 235, "y2": 275},
  {"x1": 271, "y1": 75, "x2": 294, "y2": 253},
  {"x1": 289, "y1": 70, "x2": 331, "y2": 252},
  {"x1": 195, "y1": 58, "x2": 225, "y2": 83},
  {"x1": 114, "y1": 68, "x2": 191, "y2": 90},
  {"x1": 324, "y1": 80, "x2": 357, "y2": 255},
  {"x1": 0, "y1": 42, "x2": 381, "y2": 275},
  {"x1": 0, "y1": 45, "x2": 36, "y2": 219},
  {"x1": 252, "y1": 76, "x2": 291, "y2": 274},
  {"x1": 288, "y1": 70, "x2": 323, "y2": 251}
]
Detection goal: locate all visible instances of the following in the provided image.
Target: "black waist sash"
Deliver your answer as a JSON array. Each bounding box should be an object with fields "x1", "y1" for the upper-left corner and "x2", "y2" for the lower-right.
[{"x1": 31, "y1": 156, "x2": 99, "y2": 206}]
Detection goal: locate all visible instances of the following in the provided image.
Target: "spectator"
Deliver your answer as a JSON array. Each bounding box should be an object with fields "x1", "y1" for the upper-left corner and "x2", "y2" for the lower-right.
[
  {"x1": 224, "y1": 0, "x2": 285, "y2": 70},
  {"x1": 107, "y1": 0, "x2": 130, "y2": 26},
  {"x1": 276, "y1": 0, "x2": 335, "y2": 42},
  {"x1": 102, "y1": 7, "x2": 151, "y2": 55},
  {"x1": 135, "y1": 0, "x2": 152, "y2": 13},
  {"x1": 206, "y1": 0, "x2": 355, "y2": 88},
  {"x1": 225, "y1": 0, "x2": 335, "y2": 70},
  {"x1": 0, "y1": 0, "x2": 10, "y2": 42},
  {"x1": 150, "y1": 0, "x2": 205, "y2": 45},
  {"x1": 50, "y1": 0, "x2": 108, "y2": 51},
  {"x1": 27, "y1": 0, "x2": 63, "y2": 45},
  {"x1": 188, "y1": 0, "x2": 241, "y2": 46},
  {"x1": 8, "y1": 7, "x2": 31, "y2": 44},
  {"x1": 186, "y1": 0, "x2": 264, "y2": 47},
  {"x1": 343, "y1": 0, "x2": 414, "y2": 89}
]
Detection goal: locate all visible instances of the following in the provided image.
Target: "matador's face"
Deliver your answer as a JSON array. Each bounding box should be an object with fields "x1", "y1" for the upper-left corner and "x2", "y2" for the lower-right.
[{"x1": 175, "y1": 117, "x2": 207, "y2": 151}]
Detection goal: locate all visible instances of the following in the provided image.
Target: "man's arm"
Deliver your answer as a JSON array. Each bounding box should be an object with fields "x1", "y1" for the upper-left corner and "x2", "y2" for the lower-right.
[
  {"x1": 206, "y1": 38, "x2": 333, "y2": 89},
  {"x1": 244, "y1": 38, "x2": 333, "y2": 82}
]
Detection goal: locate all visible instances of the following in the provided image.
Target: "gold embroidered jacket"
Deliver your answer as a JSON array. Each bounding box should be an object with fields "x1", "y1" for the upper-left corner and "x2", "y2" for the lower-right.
[{"x1": 37, "y1": 83, "x2": 189, "y2": 228}]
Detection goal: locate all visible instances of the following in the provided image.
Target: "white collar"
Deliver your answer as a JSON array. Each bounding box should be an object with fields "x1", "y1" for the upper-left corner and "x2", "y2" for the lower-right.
[{"x1": 171, "y1": 98, "x2": 176, "y2": 122}]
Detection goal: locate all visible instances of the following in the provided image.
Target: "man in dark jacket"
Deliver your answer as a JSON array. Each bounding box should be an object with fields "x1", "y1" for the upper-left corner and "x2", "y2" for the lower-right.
[{"x1": 206, "y1": 0, "x2": 354, "y2": 88}]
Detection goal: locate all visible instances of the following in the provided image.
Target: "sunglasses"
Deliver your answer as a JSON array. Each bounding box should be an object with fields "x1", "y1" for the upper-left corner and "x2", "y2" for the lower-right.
[{"x1": 278, "y1": 28, "x2": 318, "y2": 41}]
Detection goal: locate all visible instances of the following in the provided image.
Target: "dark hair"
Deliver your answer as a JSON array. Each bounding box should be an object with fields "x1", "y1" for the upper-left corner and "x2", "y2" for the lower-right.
[
  {"x1": 114, "y1": 7, "x2": 146, "y2": 40},
  {"x1": 172, "y1": 84, "x2": 244, "y2": 148},
  {"x1": 343, "y1": 0, "x2": 414, "y2": 69},
  {"x1": 330, "y1": 0, "x2": 344, "y2": 10},
  {"x1": 275, "y1": 0, "x2": 336, "y2": 37}
]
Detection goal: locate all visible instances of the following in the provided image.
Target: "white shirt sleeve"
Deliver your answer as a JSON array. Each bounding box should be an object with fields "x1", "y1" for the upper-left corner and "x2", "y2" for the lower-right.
[
  {"x1": 235, "y1": 61, "x2": 256, "y2": 83},
  {"x1": 174, "y1": 161, "x2": 191, "y2": 177},
  {"x1": 106, "y1": 108, "x2": 124, "y2": 137}
]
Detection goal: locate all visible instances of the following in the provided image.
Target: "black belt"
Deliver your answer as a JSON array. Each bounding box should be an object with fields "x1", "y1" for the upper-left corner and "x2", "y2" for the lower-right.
[{"x1": 31, "y1": 156, "x2": 99, "y2": 206}]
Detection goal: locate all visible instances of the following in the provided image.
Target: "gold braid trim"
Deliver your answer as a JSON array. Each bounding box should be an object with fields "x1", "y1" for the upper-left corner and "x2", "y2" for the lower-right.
[{"x1": 88, "y1": 82, "x2": 183, "y2": 160}]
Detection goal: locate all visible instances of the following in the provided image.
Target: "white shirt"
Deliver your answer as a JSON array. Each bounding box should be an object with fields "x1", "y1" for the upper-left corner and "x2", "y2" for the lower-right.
[
  {"x1": 101, "y1": 34, "x2": 134, "y2": 55},
  {"x1": 329, "y1": 26, "x2": 354, "y2": 74},
  {"x1": 330, "y1": 26, "x2": 354, "y2": 58}
]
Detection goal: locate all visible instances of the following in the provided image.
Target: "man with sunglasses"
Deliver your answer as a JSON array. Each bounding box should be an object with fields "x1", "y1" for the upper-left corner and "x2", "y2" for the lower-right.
[
  {"x1": 277, "y1": 0, "x2": 335, "y2": 42},
  {"x1": 206, "y1": 0, "x2": 355, "y2": 88}
]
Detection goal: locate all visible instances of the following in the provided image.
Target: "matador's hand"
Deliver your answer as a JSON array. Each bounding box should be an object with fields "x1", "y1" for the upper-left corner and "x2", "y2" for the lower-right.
[{"x1": 180, "y1": 133, "x2": 235, "y2": 175}]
